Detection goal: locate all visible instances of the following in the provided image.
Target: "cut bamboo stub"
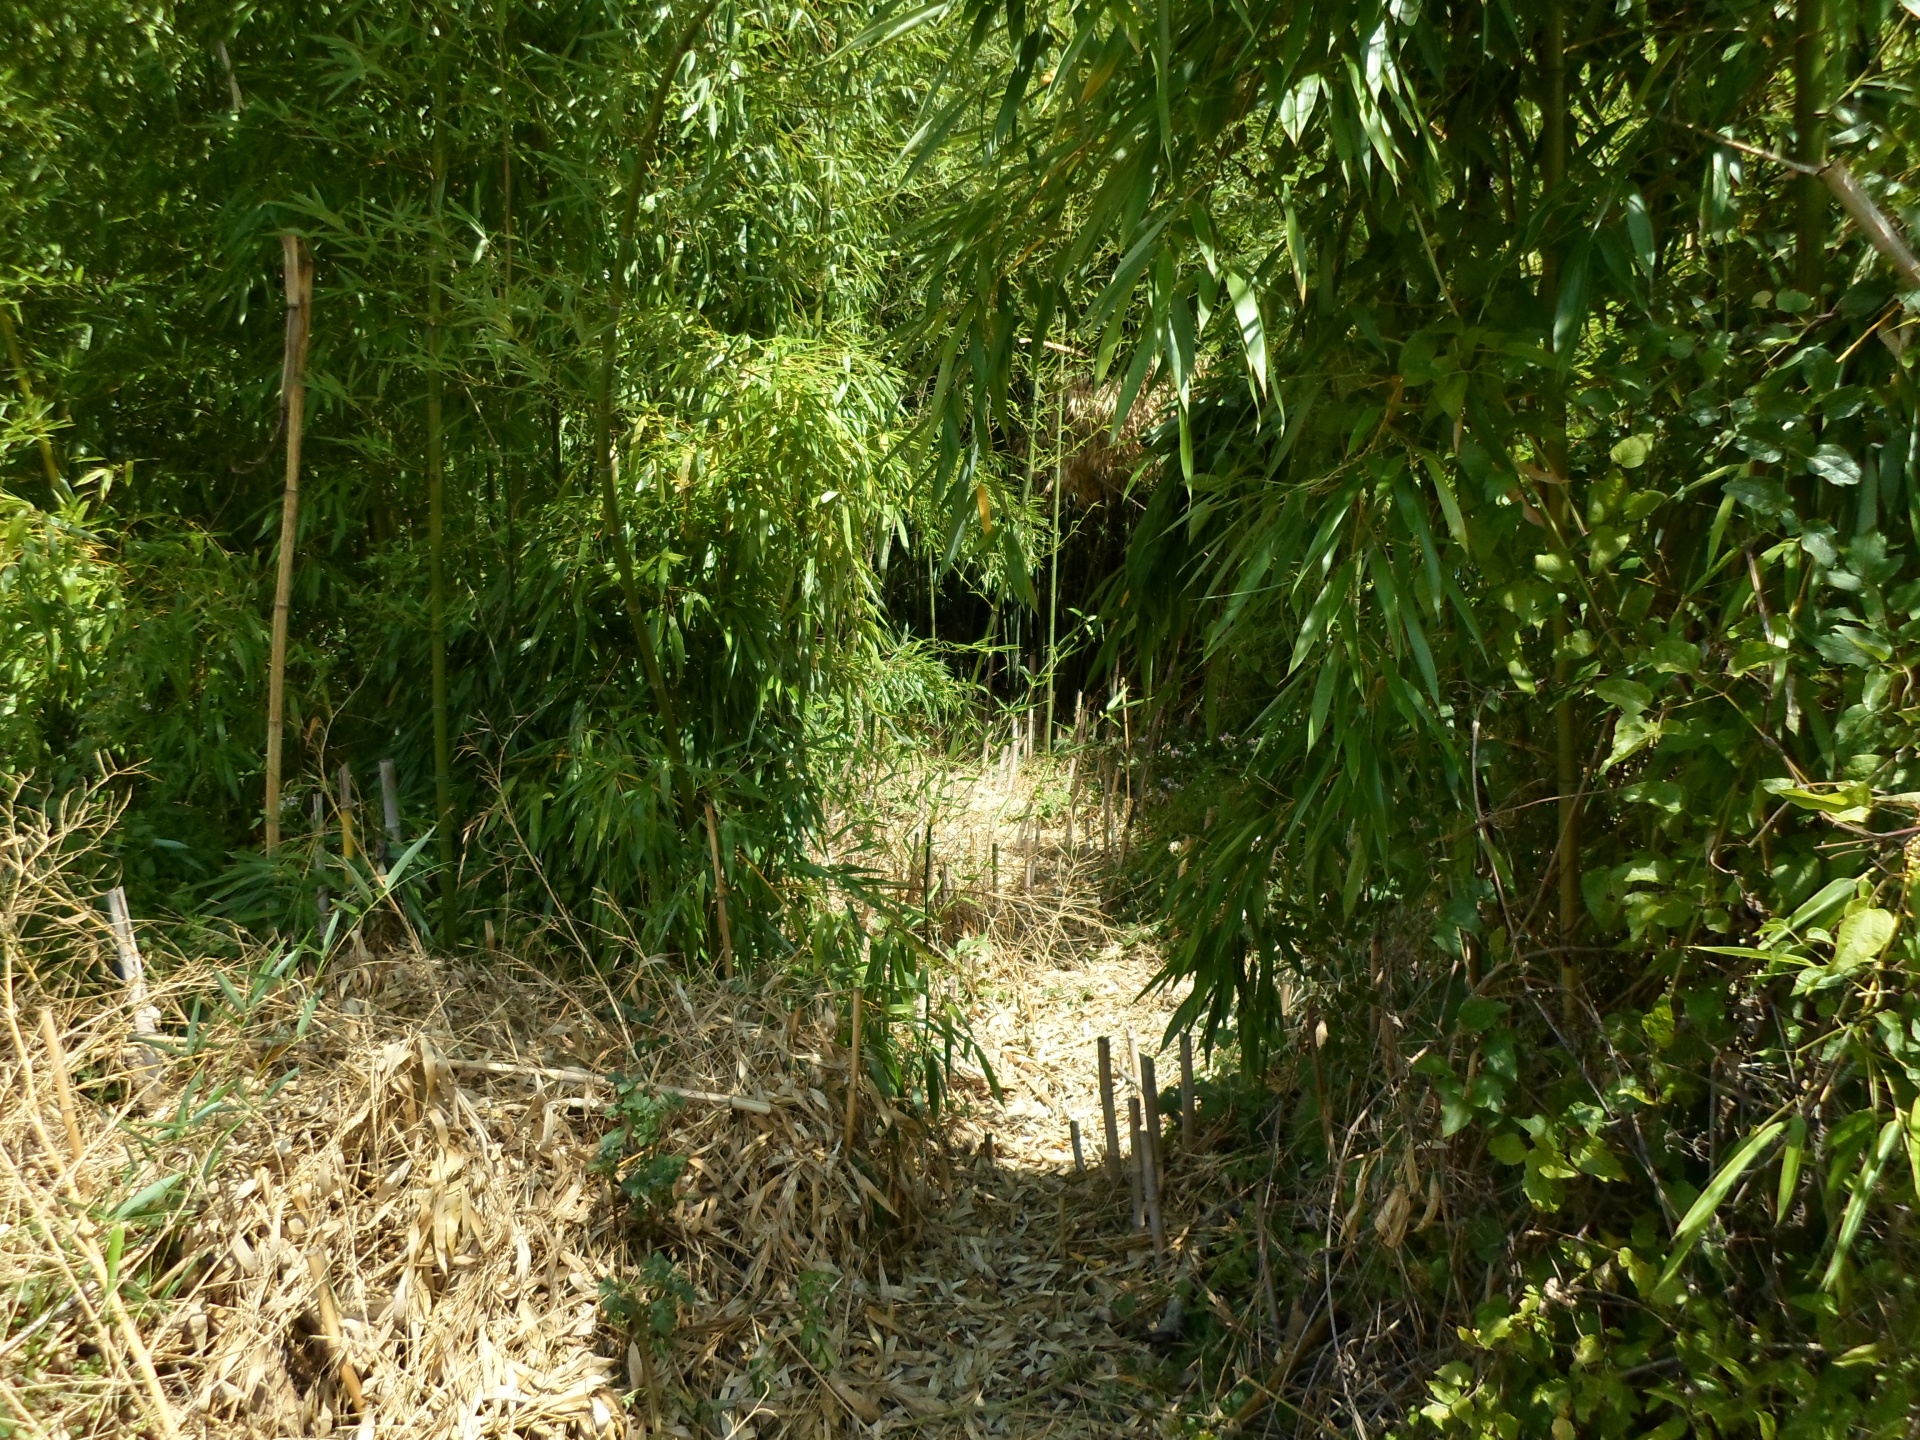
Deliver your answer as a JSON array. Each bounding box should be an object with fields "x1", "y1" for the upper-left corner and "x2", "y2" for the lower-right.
[
  {"x1": 379, "y1": 758, "x2": 404, "y2": 849},
  {"x1": 1096, "y1": 1037, "x2": 1121, "y2": 1182},
  {"x1": 336, "y1": 761, "x2": 356, "y2": 862},
  {"x1": 1069, "y1": 1118, "x2": 1085, "y2": 1174},
  {"x1": 263, "y1": 233, "x2": 313, "y2": 854}
]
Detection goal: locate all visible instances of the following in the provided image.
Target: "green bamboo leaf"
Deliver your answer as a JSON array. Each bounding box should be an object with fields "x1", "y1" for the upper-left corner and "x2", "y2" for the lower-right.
[
  {"x1": 1224, "y1": 271, "x2": 1268, "y2": 394},
  {"x1": 1658, "y1": 1120, "x2": 1785, "y2": 1288},
  {"x1": 1777, "y1": 1114, "x2": 1806, "y2": 1222},
  {"x1": 1906, "y1": 1099, "x2": 1920, "y2": 1201},
  {"x1": 1823, "y1": 1118, "x2": 1903, "y2": 1289}
]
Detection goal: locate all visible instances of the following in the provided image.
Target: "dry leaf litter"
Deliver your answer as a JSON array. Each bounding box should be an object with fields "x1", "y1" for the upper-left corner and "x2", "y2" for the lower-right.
[{"x1": 4, "y1": 756, "x2": 1240, "y2": 1440}]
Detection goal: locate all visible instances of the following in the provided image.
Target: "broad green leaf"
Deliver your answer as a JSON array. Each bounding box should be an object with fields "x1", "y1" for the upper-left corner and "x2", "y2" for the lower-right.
[
  {"x1": 1592, "y1": 677, "x2": 1652, "y2": 715},
  {"x1": 1604, "y1": 714, "x2": 1661, "y2": 770},
  {"x1": 1762, "y1": 780, "x2": 1873, "y2": 824},
  {"x1": 1808, "y1": 443, "x2": 1862, "y2": 487},
  {"x1": 1832, "y1": 907, "x2": 1897, "y2": 971},
  {"x1": 1609, "y1": 434, "x2": 1652, "y2": 469}
]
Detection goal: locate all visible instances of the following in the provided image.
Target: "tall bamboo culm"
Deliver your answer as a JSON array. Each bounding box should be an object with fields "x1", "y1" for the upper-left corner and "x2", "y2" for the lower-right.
[
  {"x1": 428, "y1": 103, "x2": 457, "y2": 941},
  {"x1": 264, "y1": 234, "x2": 313, "y2": 855}
]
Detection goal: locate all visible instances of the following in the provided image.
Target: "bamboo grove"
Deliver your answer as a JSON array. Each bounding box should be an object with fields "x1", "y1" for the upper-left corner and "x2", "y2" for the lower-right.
[{"x1": 7, "y1": 0, "x2": 1920, "y2": 1430}]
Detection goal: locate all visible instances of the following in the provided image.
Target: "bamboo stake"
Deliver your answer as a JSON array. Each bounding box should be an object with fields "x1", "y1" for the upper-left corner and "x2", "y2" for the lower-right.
[
  {"x1": 1127, "y1": 1095, "x2": 1145, "y2": 1233},
  {"x1": 1140, "y1": 1057, "x2": 1166, "y2": 1260},
  {"x1": 1179, "y1": 1033, "x2": 1196, "y2": 1146},
  {"x1": 1070, "y1": 1118, "x2": 1085, "y2": 1174},
  {"x1": 1097, "y1": 1037, "x2": 1122, "y2": 1182},
  {"x1": 1140, "y1": 1053, "x2": 1164, "y2": 1184},
  {"x1": 704, "y1": 798, "x2": 733, "y2": 978},
  {"x1": 37, "y1": 1009, "x2": 83, "y2": 1164},
  {"x1": 104, "y1": 889, "x2": 159, "y2": 1058},
  {"x1": 263, "y1": 234, "x2": 313, "y2": 854}
]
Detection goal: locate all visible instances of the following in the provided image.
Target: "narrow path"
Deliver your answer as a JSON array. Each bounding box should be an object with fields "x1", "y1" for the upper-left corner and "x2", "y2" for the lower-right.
[{"x1": 819, "y1": 755, "x2": 1201, "y2": 1438}]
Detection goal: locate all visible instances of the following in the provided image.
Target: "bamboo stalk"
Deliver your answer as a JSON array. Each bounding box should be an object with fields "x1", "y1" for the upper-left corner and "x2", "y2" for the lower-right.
[
  {"x1": 263, "y1": 234, "x2": 313, "y2": 855},
  {"x1": 0, "y1": 305, "x2": 61, "y2": 488},
  {"x1": 1794, "y1": 0, "x2": 1827, "y2": 293},
  {"x1": 1179, "y1": 1033, "x2": 1195, "y2": 1146},
  {"x1": 1097, "y1": 1037, "x2": 1122, "y2": 1183},
  {"x1": 704, "y1": 798, "x2": 733, "y2": 978},
  {"x1": 592, "y1": 0, "x2": 719, "y2": 831},
  {"x1": 336, "y1": 761, "x2": 357, "y2": 863},
  {"x1": 1070, "y1": 1118, "x2": 1085, "y2": 1174},
  {"x1": 1044, "y1": 320, "x2": 1065, "y2": 750},
  {"x1": 427, "y1": 85, "x2": 458, "y2": 943}
]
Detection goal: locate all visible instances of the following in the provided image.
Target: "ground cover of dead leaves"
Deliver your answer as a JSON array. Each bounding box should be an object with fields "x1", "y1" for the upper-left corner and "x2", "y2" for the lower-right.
[{"x1": 2, "y1": 766, "x2": 1214, "y2": 1440}]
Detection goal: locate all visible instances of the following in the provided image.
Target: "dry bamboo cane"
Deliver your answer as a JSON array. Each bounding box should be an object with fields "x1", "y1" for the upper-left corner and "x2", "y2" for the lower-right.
[
  {"x1": 263, "y1": 234, "x2": 313, "y2": 854},
  {"x1": 1070, "y1": 1118, "x2": 1085, "y2": 1174},
  {"x1": 38, "y1": 1008, "x2": 83, "y2": 1164},
  {"x1": 305, "y1": 1249, "x2": 366, "y2": 1414},
  {"x1": 1097, "y1": 1036, "x2": 1122, "y2": 1182}
]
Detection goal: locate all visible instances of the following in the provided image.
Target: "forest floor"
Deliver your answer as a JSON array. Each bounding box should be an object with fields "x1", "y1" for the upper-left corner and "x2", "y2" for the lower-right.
[{"x1": 2, "y1": 759, "x2": 1253, "y2": 1440}]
